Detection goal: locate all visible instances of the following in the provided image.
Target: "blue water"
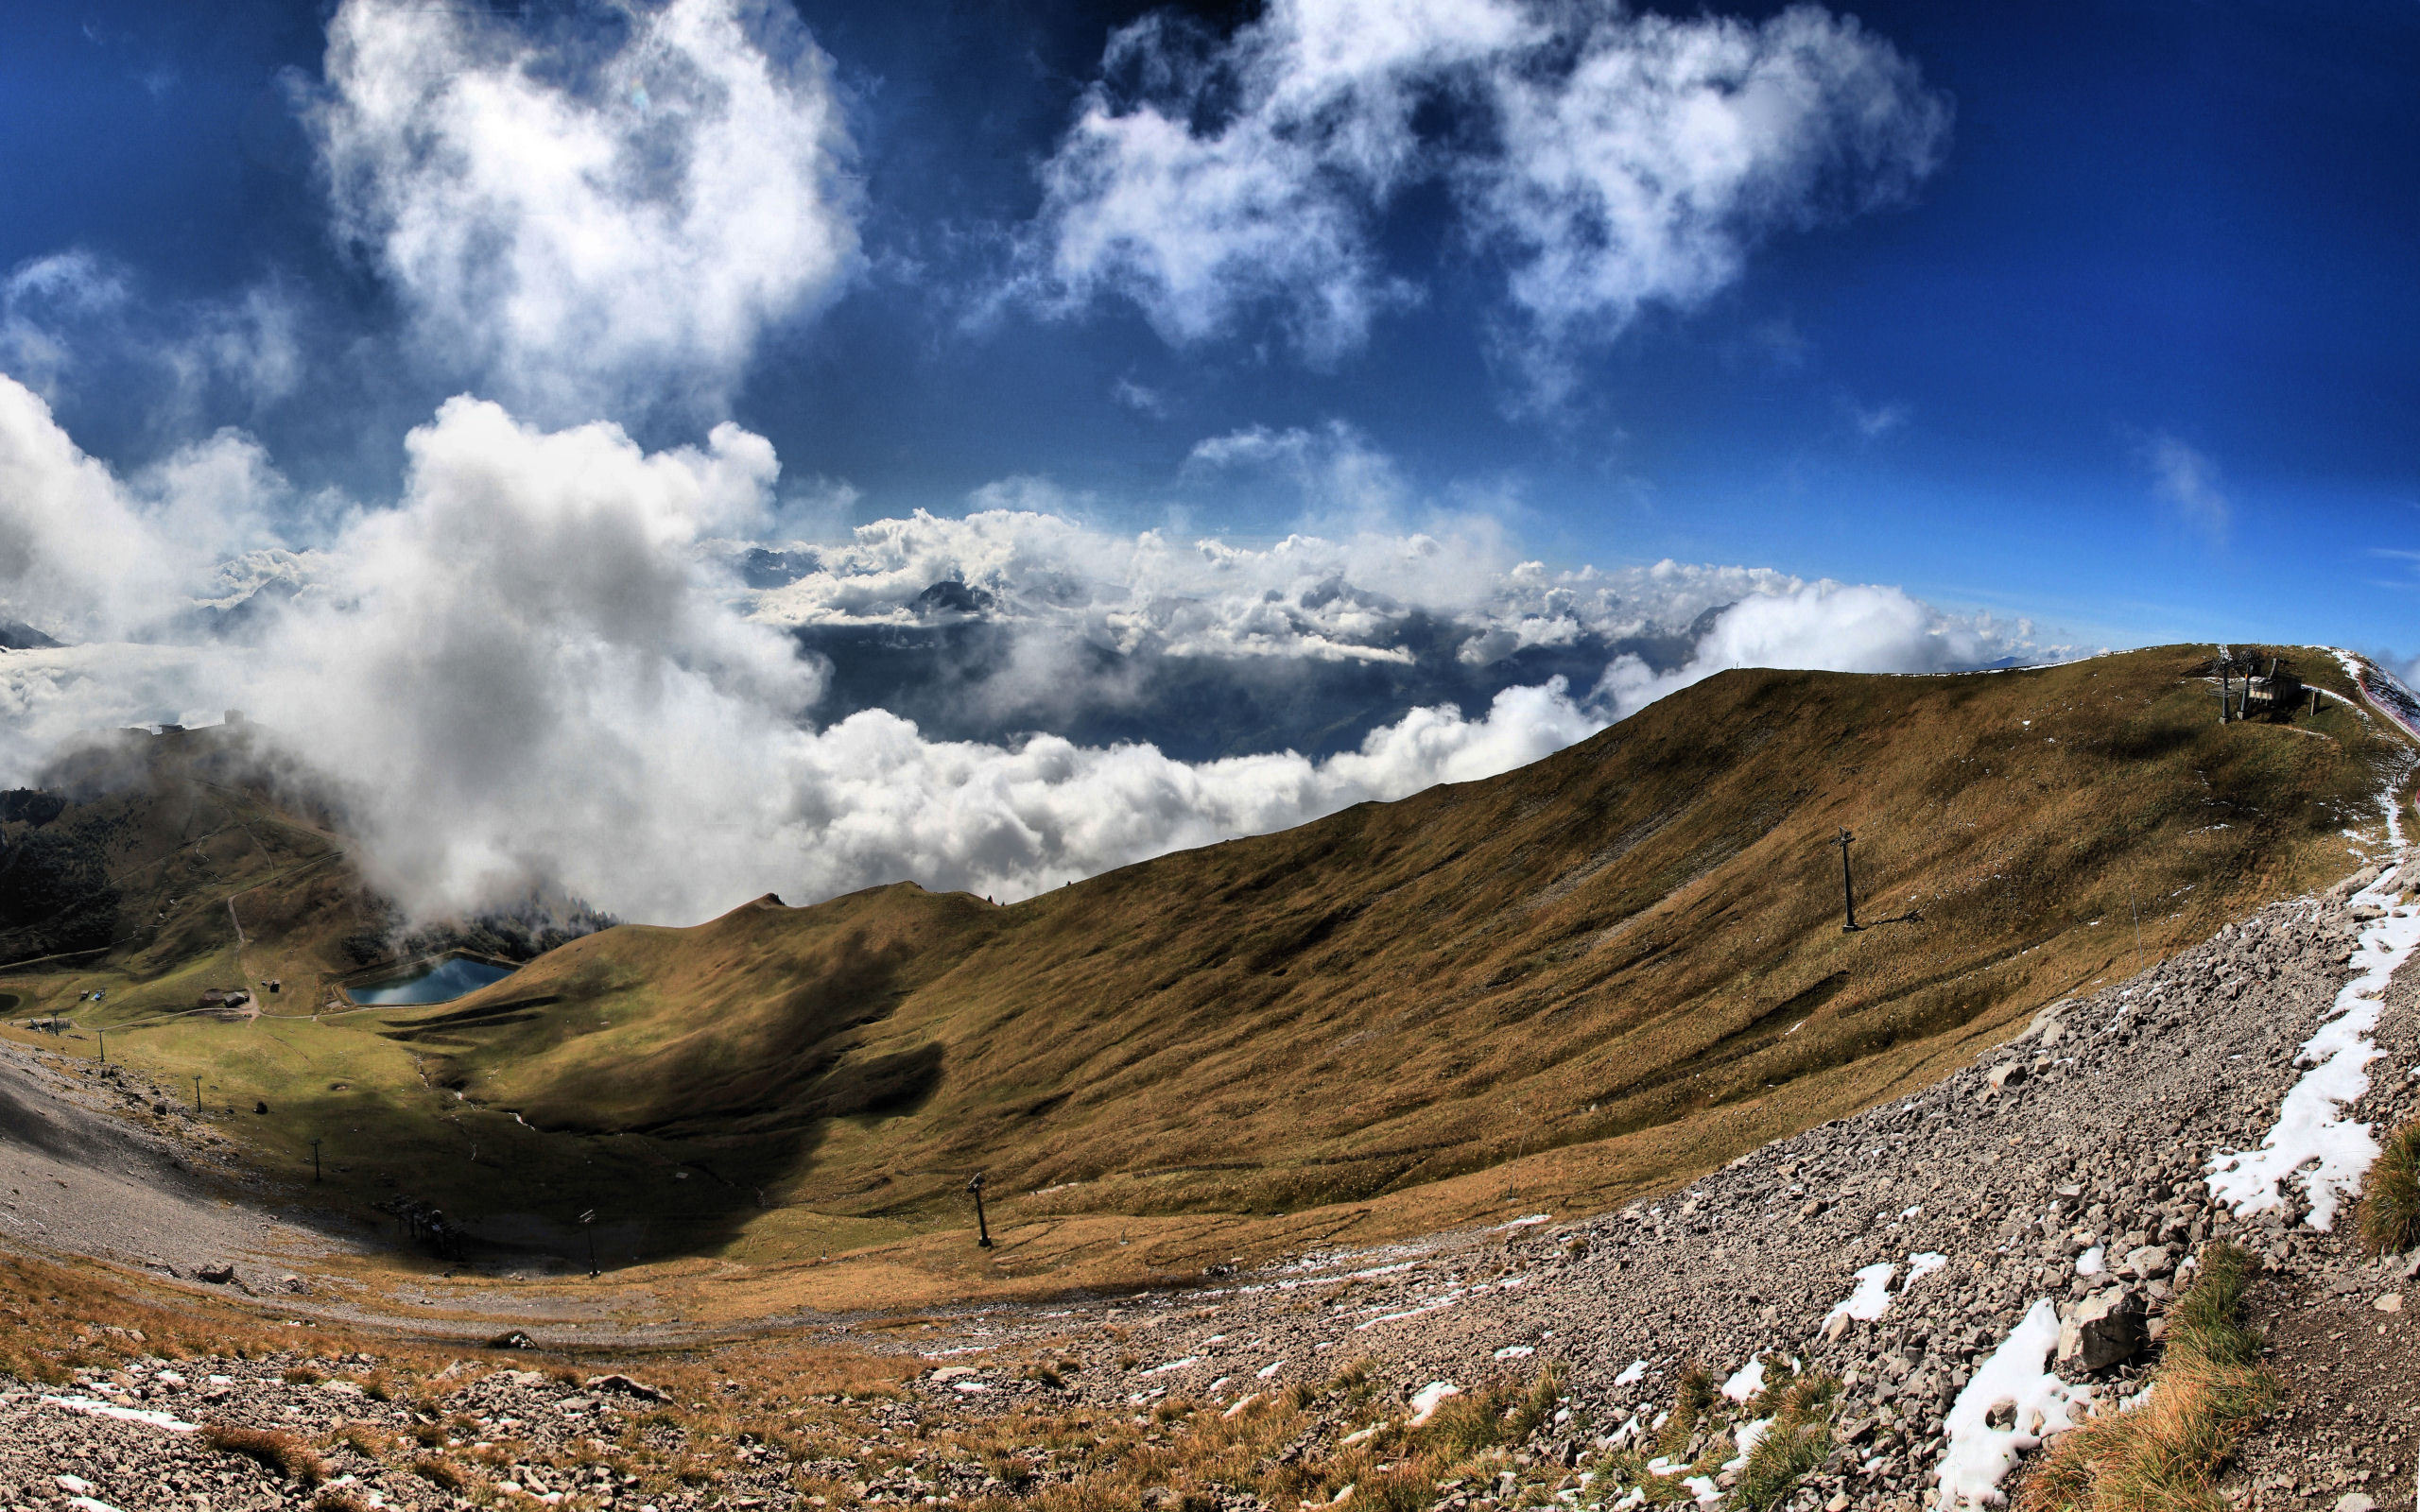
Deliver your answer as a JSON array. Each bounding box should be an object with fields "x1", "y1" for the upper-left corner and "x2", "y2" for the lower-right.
[{"x1": 352, "y1": 955, "x2": 515, "y2": 1006}]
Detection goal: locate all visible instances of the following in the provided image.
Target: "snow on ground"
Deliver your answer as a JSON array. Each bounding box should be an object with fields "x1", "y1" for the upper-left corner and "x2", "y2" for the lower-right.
[
  {"x1": 1825, "y1": 1263, "x2": 1897, "y2": 1325},
  {"x1": 1718, "y1": 1358, "x2": 1765, "y2": 1402},
  {"x1": 38, "y1": 1397, "x2": 199, "y2": 1434},
  {"x1": 1408, "y1": 1382, "x2": 1460, "y2": 1425},
  {"x1": 2208, "y1": 857, "x2": 2420, "y2": 1229},
  {"x1": 1937, "y1": 1299, "x2": 2095, "y2": 1507},
  {"x1": 2337, "y1": 649, "x2": 2420, "y2": 746},
  {"x1": 1823, "y1": 1251, "x2": 1950, "y2": 1327}
]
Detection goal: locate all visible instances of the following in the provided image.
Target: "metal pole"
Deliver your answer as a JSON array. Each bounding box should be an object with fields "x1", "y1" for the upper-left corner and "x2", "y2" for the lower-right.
[
  {"x1": 967, "y1": 1173, "x2": 994, "y2": 1249},
  {"x1": 1835, "y1": 829, "x2": 1860, "y2": 932},
  {"x1": 96, "y1": 1030, "x2": 104, "y2": 1065},
  {"x1": 2129, "y1": 885, "x2": 2143, "y2": 975},
  {"x1": 312, "y1": 1139, "x2": 321, "y2": 1183},
  {"x1": 193, "y1": 1075, "x2": 202, "y2": 1112},
  {"x1": 579, "y1": 1210, "x2": 597, "y2": 1276}
]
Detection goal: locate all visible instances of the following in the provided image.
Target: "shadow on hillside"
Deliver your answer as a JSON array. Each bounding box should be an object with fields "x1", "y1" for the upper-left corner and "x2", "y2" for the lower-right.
[{"x1": 273, "y1": 928, "x2": 950, "y2": 1270}]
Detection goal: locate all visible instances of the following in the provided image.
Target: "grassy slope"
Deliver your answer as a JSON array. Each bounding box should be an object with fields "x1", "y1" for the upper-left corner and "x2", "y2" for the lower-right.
[
  {"x1": 4, "y1": 645, "x2": 2411, "y2": 1301},
  {"x1": 417, "y1": 646, "x2": 2407, "y2": 1265}
]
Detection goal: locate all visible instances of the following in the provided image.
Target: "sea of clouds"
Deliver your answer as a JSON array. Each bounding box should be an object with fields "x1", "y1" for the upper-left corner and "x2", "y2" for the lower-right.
[
  {"x1": 0, "y1": 374, "x2": 2042, "y2": 924},
  {"x1": 0, "y1": 0, "x2": 2043, "y2": 927}
]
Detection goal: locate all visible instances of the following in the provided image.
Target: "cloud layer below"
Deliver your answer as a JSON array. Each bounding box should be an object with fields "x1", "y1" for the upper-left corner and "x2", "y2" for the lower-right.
[{"x1": 0, "y1": 377, "x2": 2043, "y2": 926}]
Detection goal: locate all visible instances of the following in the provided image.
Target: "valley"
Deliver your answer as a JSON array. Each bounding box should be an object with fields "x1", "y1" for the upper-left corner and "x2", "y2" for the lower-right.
[{"x1": 0, "y1": 644, "x2": 2415, "y2": 1510}]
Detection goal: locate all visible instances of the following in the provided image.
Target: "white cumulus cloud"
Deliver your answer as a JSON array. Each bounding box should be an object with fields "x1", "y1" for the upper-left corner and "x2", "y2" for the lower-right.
[
  {"x1": 1027, "y1": 0, "x2": 1948, "y2": 395},
  {"x1": 307, "y1": 0, "x2": 860, "y2": 421},
  {"x1": 1593, "y1": 578, "x2": 2027, "y2": 717}
]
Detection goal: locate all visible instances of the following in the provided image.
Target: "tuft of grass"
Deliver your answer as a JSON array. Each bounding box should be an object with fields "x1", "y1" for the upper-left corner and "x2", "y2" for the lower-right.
[
  {"x1": 2015, "y1": 1244, "x2": 2279, "y2": 1512},
  {"x1": 1657, "y1": 1364, "x2": 1715, "y2": 1460},
  {"x1": 333, "y1": 1422, "x2": 390, "y2": 1458},
  {"x1": 1736, "y1": 1372, "x2": 1841, "y2": 1511},
  {"x1": 203, "y1": 1423, "x2": 325, "y2": 1486},
  {"x1": 2359, "y1": 1119, "x2": 2420, "y2": 1255},
  {"x1": 312, "y1": 1490, "x2": 375, "y2": 1512},
  {"x1": 408, "y1": 1455, "x2": 471, "y2": 1492},
  {"x1": 1415, "y1": 1368, "x2": 1561, "y2": 1459}
]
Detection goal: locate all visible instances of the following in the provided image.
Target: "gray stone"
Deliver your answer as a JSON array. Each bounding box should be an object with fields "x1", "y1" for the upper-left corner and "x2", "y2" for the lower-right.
[{"x1": 2056, "y1": 1288, "x2": 2146, "y2": 1371}]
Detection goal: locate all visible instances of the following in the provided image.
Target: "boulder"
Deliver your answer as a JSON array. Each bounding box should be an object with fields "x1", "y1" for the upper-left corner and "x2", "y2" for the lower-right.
[
  {"x1": 585, "y1": 1373, "x2": 670, "y2": 1402},
  {"x1": 194, "y1": 1263, "x2": 235, "y2": 1285},
  {"x1": 2057, "y1": 1287, "x2": 2146, "y2": 1371},
  {"x1": 2123, "y1": 1244, "x2": 2175, "y2": 1280}
]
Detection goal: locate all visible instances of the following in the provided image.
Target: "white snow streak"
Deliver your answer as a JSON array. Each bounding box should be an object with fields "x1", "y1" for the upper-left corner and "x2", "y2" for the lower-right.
[
  {"x1": 1936, "y1": 1299, "x2": 2093, "y2": 1507},
  {"x1": 39, "y1": 1395, "x2": 199, "y2": 1433},
  {"x1": 2207, "y1": 855, "x2": 2419, "y2": 1230}
]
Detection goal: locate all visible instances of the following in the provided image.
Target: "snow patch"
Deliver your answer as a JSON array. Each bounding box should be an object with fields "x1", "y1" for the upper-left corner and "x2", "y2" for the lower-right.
[
  {"x1": 1826, "y1": 1262, "x2": 1898, "y2": 1325},
  {"x1": 2074, "y1": 1246, "x2": 2104, "y2": 1277},
  {"x1": 1494, "y1": 1345, "x2": 1535, "y2": 1360},
  {"x1": 1613, "y1": 1359, "x2": 1648, "y2": 1387},
  {"x1": 1408, "y1": 1382, "x2": 1461, "y2": 1426},
  {"x1": 1722, "y1": 1417, "x2": 1773, "y2": 1470},
  {"x1": 1937, "y1": 1299, "x2": 2093, "y2": 1506},
  {"x1": 2208, "y1": 856, "x2": 2419, "y2": 1229},
  {"x1": 39, "y1": 1395, "x2": 199, "y2": 1434},
  {"x1": 1720, "y1": 1358, "x2": 1765, "y2": 1403}
]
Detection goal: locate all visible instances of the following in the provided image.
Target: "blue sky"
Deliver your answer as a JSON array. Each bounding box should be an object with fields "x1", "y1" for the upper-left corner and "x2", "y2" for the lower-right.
[{"x1": 6, "y1": 0, "x2": 2414, "y2": 654}]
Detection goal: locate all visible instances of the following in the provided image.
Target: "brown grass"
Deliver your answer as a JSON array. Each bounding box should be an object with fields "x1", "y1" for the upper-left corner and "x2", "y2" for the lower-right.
[
  {"x1": 407, "y1": 1455, "x2": 471, "y2": 1492},
  {"x1": 2015, "y1": 1244, "x2": 2279, "y2": 1512},
  {"x1": 202, "y1": 1423, "x2": 326, "y2": 1485},
  {"x1": 454, "y1": 648, "x2": 2394, "y2": 1261},
  {"x1": 2359, "y1": 1118, "x2": 2420, "y2": 1256}
]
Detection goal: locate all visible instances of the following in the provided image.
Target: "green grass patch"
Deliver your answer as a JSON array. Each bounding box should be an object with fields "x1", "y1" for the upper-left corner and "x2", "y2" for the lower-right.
[
  {"x1": 2015, "y1": 1243, "x2": 2279, "y2": 1512},
  {"x1": 2359, "y1": 1118, "x2": 2420, "y2": 1256}
]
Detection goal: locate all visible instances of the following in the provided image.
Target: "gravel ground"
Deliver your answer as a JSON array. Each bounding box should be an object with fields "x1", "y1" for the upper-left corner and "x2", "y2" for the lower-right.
[{"x1": 0, "y1": 1040, "x2": 351, "y2": 1285}]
